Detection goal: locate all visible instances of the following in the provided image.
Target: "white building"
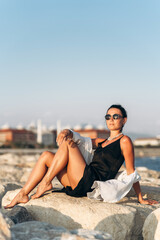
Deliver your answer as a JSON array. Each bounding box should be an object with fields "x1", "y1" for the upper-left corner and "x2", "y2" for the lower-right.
[
  {"x1": 40, "y1": 130, "x2": 55, "y2": 146},
  {"x1": 28, "y1": 120, "x2": 56, "y2": 147},
  {"x1": 134, "y1": 138, "x2": 160, "y2": 147}
]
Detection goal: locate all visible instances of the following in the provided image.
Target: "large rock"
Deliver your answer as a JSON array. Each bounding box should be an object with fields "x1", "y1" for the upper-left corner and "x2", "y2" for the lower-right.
[
  {"x1": 4, "y1": 205, "x2": 33, "y2": 224},
  {"x1": 11, "y1": 221, "x2": 69, "y2": 240},
  {"x1": 0, "y1": 185, "x2": 5, "y2": 207},
  {"x1": 0, "y1": 153, "x2": 39, "y2": 167},
  {"x1": 119, "y1": 183, "x2": 160, "y2": 238},
  {"x1": 0, "y1": 153, "x2": 39, "y2": 185},
  {"x1": 3, "y1": 190, "x2": 138, "y2": 240},
  {"x1": 0, "y1": 154, "x2": 23, "y2": 184},
  {"x1": 136, "y1": 167, "x2": 160, "y2": 185},
  {"x1": 143, "y1": 208, "x2": 160, "y2": 240},
  {"x1": 1, "y1": 154, "x2": 160, "y2": 239},
  {"x1": 0, "y1": 211, "x2": 11, "y2": 240},
  {"x1": 11, "y1": 221, "x2": 112, "y2": 240},
  {"x1": 0, "y1": 183, "x2": 22, "y2": 208},
  {"x1": 2, "y1": 183, "x2": 160, "y2": 240},
  {"x1": 70, "y1": 229, "x2": 112, "y2": 240}
]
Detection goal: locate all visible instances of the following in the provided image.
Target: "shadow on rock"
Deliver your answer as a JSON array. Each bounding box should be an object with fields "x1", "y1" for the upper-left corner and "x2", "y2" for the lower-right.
[
  {"x1": 143, "y1": 208, "x2": 159, "y2": 240},
  {"x1": 95, "y1": 211, "x2": 141, "y2": 240},
  {"x1": 23, "y1": 204, "x2": 82, "y2": 230},
  {"x1": 11, "y1": 221, "x2": 69, "y2": 240}
]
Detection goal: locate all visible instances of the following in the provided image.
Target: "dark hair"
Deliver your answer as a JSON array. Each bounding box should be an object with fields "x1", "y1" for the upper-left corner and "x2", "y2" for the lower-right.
[{"x1": 107, "y1": 104, "x2": 127, "y2": 118}]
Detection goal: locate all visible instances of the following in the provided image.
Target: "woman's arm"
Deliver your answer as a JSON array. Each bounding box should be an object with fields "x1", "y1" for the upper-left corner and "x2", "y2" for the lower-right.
[
  {"x1": 57, "y1": 131, "x2": 105, "y2": 150},
  {"x1": 132, "y1": 182, "x2": 157, "y2": 204},
  {"x1": 91, "y1": 138, "x2": 105, "y2": 149},
  {"x1": 121, "y1": 136, "x2": 158, "y2": 205}
]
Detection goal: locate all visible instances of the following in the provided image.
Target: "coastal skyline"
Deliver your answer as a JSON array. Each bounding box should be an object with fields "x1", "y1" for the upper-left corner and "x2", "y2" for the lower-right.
[{"x1": 0, "y1": 1, "x2": 160, "y2": 136}]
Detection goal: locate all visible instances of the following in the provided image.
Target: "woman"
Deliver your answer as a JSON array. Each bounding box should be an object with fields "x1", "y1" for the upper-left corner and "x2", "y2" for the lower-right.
[{"x1": 5, "y1": 104, "x2": 157, "y2": 208}]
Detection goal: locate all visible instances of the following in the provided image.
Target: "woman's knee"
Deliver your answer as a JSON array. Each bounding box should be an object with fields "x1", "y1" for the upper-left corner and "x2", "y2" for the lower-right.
[
  {"x1": 62, "y1": 139, "x2": 77, "y2": 149},
  {"x1": 58, "y1": 139, "x2": 70, "y2": 150},
  {"x1": 40, "y1": 151, "x2": 55, "y2": 161},
  {"x1": 39, "y1": 151, "x2": 55, "y2": 167}
]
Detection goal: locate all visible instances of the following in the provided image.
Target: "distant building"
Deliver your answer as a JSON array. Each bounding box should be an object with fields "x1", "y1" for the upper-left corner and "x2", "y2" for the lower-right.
[
  {"x1": 37, "y1": 119, "x2": 42, "y2": 144},
  {"x1": 51, "y1": 130, "x2": 57, "y2": 146},
  {"x1": 38, "y1": 129, "x2": 56, "y2": 147},
  {"x1": 0, "y1": 129, "x2": 36, "y2": 147},
  {"x1": 134, "y1": 137, "x2": 160, "y2": 147},
  {"x1": 73, "y1": 128, "x2": 110, "y2": 139},
  {"x1": 28, "y1": 120, "x2": 57, "y2": 147}
]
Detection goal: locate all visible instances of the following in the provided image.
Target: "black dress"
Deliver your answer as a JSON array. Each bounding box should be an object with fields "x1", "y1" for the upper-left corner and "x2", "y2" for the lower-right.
[{"x1": 64, "y1": 137, "x2": 125, "y2": 197}]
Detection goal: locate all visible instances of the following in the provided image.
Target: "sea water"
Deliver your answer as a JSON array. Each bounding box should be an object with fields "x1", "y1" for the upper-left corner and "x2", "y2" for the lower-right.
[{"x1": 135, "y1": 156, "x2": 160, "y2": 172}]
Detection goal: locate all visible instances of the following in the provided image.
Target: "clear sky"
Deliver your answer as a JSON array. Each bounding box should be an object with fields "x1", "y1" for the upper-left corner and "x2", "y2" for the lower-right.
[{"x1": 0, "y1": 0, "x2": 160, "y2": 136}]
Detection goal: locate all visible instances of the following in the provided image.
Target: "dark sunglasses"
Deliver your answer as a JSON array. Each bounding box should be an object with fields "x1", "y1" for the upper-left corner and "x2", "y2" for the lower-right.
[{"x1": 105, "y1": 114, "x2": 123, "y2": 120}]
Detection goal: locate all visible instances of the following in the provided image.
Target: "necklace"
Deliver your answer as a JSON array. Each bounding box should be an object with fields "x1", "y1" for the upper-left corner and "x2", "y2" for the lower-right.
[{"x1": 107, "y1": 132, "x2": 123, "y2": 141}]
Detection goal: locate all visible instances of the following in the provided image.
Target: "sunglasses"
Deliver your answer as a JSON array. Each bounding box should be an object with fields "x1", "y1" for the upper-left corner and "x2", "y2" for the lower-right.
[{"x1": 105, "y1": 114, "x2": 123, "y2": 120}]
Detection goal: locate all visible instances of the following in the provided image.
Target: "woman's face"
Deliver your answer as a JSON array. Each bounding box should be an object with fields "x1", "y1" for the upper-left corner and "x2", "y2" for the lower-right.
[{"x1": 106, "y1": 108, "x2": 127, "y2": 131}]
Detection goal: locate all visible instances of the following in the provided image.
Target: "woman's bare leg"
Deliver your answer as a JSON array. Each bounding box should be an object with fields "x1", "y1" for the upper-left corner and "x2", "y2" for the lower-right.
[
  {"x1": 4, "y1": 151, "x2": 62, "y2": 208},
  {"x1": 31, "y1": 139, "x2": 86, "y2": 199},
  {"x1": 57, "y1": 167, "x2": 70, "y2": 187},
  {"x1": 5, "y1": 140, "x2": 85, "y2": 208}
]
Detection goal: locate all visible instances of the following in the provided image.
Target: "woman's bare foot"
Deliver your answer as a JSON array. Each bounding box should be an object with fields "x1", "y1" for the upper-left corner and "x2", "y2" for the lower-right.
[
  {"x1": 4, "y1": 190, "x2": 29, "y2": 209},
  {"x1": 31, "y1": 181, "x2": 52, "y2": 199}
]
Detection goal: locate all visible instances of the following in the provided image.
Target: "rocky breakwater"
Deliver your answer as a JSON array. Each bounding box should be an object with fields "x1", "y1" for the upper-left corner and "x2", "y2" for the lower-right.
[
  {"x1": 0, "y1": 153, "x2": 160, "y2": 240},
  {"x1": 134, "y1": 147, "x2": 160, "y2": 158}
]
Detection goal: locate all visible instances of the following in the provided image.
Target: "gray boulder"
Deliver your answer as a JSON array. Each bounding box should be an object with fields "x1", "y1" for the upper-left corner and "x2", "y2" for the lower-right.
[
  {"x1": 0, "y1": 185, "x2": 5, "y2": 208},
  {"x1": 0, "y1": 183, "x2": 22, "y2": 208},
  {"x1": 11, "y1": 221, "x2": 69, "y2": 240},
  {"x1": 11, "y1": 221, "x2": 112, "y2": 240},
  {"x1": 2, "y1": 183, "x2": 160, "y2": 240},
  {"x1": 143, "y1": 208, "x2": 160, "y2": 240},
  {"x1": 4, "y1": 205, "x2": 33, "y2": 225},
  {"x1": 70, "y1": 229, "x2": 112, "y2": 240},
  {"x1": 0, "y1": 211, "x2": 11, "y2": 240},
  {"x1": 2, "y1": 190, "x2": 137, "y2": 240}
]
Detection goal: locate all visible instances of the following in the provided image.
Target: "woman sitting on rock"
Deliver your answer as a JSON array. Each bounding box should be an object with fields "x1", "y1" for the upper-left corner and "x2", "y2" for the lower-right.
[{"x1": 5, "y1": 104, "x2": 158, "y2": 208}]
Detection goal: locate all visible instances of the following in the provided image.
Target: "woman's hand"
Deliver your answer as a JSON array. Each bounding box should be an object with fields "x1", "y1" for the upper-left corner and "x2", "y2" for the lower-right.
[
  {"x1": 132, "y1": 182, "x2": 159, "y2": 205},
  {"x1": 138, "y1": 198, "x2": 159, "y2": 205},
  {"x1": 56, "y1": 129, "x2": 73, "y2": 146}
]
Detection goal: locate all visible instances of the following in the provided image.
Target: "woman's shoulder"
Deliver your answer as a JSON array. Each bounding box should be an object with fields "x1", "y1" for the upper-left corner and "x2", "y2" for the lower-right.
[
  {"x1": 120, "y1": 135, "x2": 134, "y2": 156},
  {"x1": 120, "y1": 135, "x2": 133, "y2": 146}
]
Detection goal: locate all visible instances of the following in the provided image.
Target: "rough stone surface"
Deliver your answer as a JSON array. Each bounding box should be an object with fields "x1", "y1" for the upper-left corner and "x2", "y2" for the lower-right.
[
  {"x1": 3, "y1": 215, "x2": 15, "y2": 228},
  {"x1": 0, "y1": 211, "x2": 11, "y2": 240},
  {"x1": 4, "y1": 205, "x2": 33, "y2": 224},
  {"x1": 0, "y1": 153, "x2": 39, "y2": 185},
  {"x1": 70, "y1": 229, "x2": 112, "y2": 239},
  {"x1": 2, "y1": 190, "x2": 137, "y2": 240},
  {"x1": 2, "y1": 183, "x2": 160, "y2": 240},
  {"x1": 119, "y1": 183, "x2": 160, "y2": 239},
  {"x1": 142, "y1": 208, "x2": 160, "y2": 240},
  {"x1": 0, "y1": 183, "x2": 22, "y2": 208},
  {"x1": 11, "y1": 221, "x2": 69, "y2": 240},
  {"x1": 11, "y1": 221, "x2": 112, "y2": 240},
  {"x1": 0, "y1": 185, "x2": 5, "y2": 208},
  {"x1": 1, "y1": 153, "x2": 160, "y2": 240},
  {"x1": 136, "y1": 167, "x2": 160, "y2": 185}
]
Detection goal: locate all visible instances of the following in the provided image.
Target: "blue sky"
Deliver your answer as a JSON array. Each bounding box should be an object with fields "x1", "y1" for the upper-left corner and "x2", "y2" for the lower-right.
[{"x1": 0, "y1": 0, "x2": 160, "y2": 135}]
